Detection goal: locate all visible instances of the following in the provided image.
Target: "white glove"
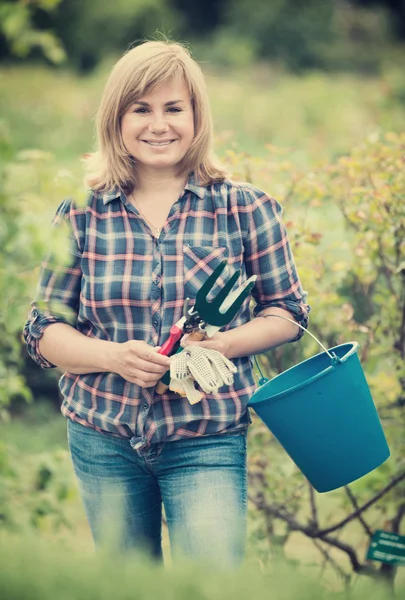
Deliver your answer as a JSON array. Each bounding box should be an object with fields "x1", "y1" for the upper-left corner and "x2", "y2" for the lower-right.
[
  {"x1": 169, "y1": 346, "x2": 237, "y2": 403},
  {"x1": 168, "y1": 377, "x2": 203, "y2": 405}
]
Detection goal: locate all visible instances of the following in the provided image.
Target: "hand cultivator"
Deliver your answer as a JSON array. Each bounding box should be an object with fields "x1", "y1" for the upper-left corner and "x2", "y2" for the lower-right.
[{"x1": 156, "y1": 260, "x2": 257, "y2": 396}]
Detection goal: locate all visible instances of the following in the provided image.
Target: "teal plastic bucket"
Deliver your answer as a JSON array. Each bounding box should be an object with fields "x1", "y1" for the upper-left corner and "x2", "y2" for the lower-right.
[{"x1": 248, "y1": 341, "x2": 390, "y2": 493}]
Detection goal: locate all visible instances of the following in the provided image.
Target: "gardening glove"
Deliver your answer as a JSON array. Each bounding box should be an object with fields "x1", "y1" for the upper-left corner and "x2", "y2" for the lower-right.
[
  {"x1": 168, "y1": 349, "x2": 203, "y2": 404},
  {"x1": 168, "y1": 376, "x2": 204, "y2": 405},
  {"x1": 169, "y1": 346, "x2": 237, "y2": 396}
]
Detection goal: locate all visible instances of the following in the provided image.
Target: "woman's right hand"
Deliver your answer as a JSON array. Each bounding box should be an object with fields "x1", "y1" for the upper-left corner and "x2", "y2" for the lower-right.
[{"x1": 109, "y1": 340, "x2": 171, "y2": 388}]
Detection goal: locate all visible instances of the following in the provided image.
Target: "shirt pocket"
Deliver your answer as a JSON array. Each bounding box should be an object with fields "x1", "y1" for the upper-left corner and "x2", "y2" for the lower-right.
[{"x1": 183, "y1": 244, "x2": 229, "y2": 302}]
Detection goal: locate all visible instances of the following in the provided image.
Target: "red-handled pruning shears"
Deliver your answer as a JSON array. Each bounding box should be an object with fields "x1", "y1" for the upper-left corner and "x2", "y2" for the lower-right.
[
  {"x1": 157, "y1": 296, "x2": 203, "y2": 357},
  {"x1": 158, "y1": 316, "x2": 187, "y2": 356}
]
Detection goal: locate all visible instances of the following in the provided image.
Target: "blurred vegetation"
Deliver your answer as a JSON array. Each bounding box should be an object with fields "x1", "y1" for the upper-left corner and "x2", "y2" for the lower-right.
[
  {"x1": 2, "y1": 533, "x2": 403, "y2": 600},
  {"x1": 1, "y1": 0, "x2": 405, "y2": 594},
  {"x1": 2, "y1": 87, "x2": 405, "y2": 588},
  {"x1": 0, "y1": 0, "x2": 65, "y2": 64},
  {"x1": 201, "y1": 0, "x2": 394, "y2": 72},
  {"x1": 226, "y1": 132, "x2": 405, "y2": 587},
  {"x1": 1, "y1": 61, "x2": 405, "y2": 166},
  {"x1": 1, "y1": 0, "x2": 405, "y2": 73}
]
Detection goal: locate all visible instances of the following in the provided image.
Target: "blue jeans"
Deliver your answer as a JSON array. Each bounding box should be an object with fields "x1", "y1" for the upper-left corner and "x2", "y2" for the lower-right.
[{"x1": 67, "y1": 419, "x2": 247, "y2": 568}]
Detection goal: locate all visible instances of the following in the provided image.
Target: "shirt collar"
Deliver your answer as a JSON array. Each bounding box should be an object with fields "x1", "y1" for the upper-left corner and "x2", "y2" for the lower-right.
[
  {"x1": 182, "y1": 173, "x2": 206, "y2": 199},
  {"x1": 100, "y1": 187, "x2": 121, "y2": 205},
  {"x1": 98, "y1": 172, "x2": 206, "y2": 206}
]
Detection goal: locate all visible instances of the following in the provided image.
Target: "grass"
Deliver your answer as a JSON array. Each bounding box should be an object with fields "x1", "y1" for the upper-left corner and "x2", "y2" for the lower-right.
[
  {"x1": 0, "y1": 520, "x2": 401, "y2": 600},
  {"x1": 208, "y1": 64, "x2": 405, "y2": 165}
]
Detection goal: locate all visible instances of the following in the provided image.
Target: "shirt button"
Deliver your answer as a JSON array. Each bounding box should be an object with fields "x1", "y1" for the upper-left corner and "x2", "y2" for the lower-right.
[
  {"x1": 143, "y1": 404, "x2": 148, "y2": 410},
  {"x1": 153, "y1": 318, "x2": 159, "y2": 326}
]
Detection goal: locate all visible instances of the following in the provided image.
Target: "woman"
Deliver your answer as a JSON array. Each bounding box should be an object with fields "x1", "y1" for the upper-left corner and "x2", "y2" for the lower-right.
[{"x1": 23, "y1": 40, "x2": 309, "y2": 567}]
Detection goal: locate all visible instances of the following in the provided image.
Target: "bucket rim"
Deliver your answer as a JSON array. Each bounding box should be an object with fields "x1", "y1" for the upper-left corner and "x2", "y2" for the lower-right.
[{"x1": 248, "y1": 341, "x2": 360, "y2": 407}]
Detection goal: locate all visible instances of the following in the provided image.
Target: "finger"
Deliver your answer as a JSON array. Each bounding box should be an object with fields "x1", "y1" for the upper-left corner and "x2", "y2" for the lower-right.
[
  {"x1": 134, "y1": 360, "x2": 169, "y2": 376},
  {"x1": 150, "y1": 350, "x2": 171, "y2": 367},
  {"x1": 127, "y1": 341, "x2": 170, "y2": 364},
  {"x1": 134, "y1": 374, "x2": 162, "y2": 388},
  {"x1": 133, "y1": 349, "x2": 171, "y2": 368}
]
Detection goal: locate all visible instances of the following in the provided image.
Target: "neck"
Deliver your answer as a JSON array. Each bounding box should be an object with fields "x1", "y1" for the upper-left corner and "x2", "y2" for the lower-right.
[{"x1": 134, "y1": 167, "x2": 188, "y2": 196}]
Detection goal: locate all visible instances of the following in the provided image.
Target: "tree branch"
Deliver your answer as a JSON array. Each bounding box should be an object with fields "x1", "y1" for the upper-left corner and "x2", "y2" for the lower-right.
[
  {"x1": 344, "y1": 486, "x2": 373, "y2": 538},
  {"x1": 312, "y1": 539, "x2": 350, "y2": 583},
  {"x1": 391, "y1": 502, "x2": 405, "y2": 533},
  {"x1": 317, "y1": 470, "x2": 405, "y2": 536},
  {"x1": 308, "y1": 482, "x2": 319, "y2": 528},
  {"x1": 249, "y1": 491, "x2": 376, "y2": 576},
  {"x1": 318, "y1": 532, "x2": 375, "y2": 575},
  {"x1": 376, "y1": 238, "x2": 396, "y2": 297}
]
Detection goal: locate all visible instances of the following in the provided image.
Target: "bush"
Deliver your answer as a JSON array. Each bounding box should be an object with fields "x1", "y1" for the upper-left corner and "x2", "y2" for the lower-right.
[
  {"x1": 222, "y1": 133, "x2": 405, "y2": 586},
  {"x1": 219, "y1": 0, "x2": 394, "y2": 73}
]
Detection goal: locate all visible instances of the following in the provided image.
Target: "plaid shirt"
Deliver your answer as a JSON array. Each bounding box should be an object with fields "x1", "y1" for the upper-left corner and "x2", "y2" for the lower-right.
[{"x1": 23, "y1": 174, "x2": 309, "y2": 451}]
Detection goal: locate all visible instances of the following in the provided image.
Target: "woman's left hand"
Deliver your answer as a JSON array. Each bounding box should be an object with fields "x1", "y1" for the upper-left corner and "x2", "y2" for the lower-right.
[{"x1": 180, "y1": 331, "x2": 232, "y2": 359}]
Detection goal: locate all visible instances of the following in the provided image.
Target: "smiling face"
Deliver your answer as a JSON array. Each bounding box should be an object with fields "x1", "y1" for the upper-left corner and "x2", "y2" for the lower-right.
[{"x1": 120, "y1": 77, "x2": 195, "y2": 177}]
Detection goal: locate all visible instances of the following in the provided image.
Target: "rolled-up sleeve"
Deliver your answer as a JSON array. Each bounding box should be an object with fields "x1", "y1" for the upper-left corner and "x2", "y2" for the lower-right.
[
  {"x1": 23, "y1": 199, "x2": 84, "y2": 368},
  {"x1": 242, "y1": 185, "x2": 310, "y2": 341}
]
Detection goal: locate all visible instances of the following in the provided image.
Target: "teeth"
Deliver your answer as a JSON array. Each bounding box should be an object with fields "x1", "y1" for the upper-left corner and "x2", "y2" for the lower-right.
[{"x1": 146, "y1": 141, "x2": 173, "y2": 146}]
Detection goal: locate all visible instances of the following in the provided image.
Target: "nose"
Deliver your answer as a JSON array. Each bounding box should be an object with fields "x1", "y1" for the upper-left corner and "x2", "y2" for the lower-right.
[{"x1": 148, "y1": 112, "x2": 169, "y2": 134}]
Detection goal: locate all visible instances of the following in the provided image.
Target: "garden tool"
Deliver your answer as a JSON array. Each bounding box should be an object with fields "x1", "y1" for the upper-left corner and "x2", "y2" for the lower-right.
[
  {"x1": 157, "y1": 264, "x2": 256, "y2": 392},
  {"x1": 155, "y1": 263, "x2": 257, "y2": 397},
  {"x1": 169, "y1": 346, "x2": 238, "y2": 404},
  {"x1": 155, "y1": 295, "x2": 203, "y2": 358},
  {"x1": 180, "y1": 271, "x2": 257, "y2": 342},
  {"x1": 158, "y1": 315, "x2": 187, "y2": 356}
]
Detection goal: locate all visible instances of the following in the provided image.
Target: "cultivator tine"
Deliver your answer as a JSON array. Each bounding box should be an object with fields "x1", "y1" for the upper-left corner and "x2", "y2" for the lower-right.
[
  {"x1": 196, "y1": 260, "x2": 228, "y2": 302},
  {"x1": 203, "y1": 270, "x2": 241, "y2": 311},
  {"x1": 218, "y1": 276, "x2": 256, "y2": 321},
  {"x1": 194, "y1": 260, "x2": 255, "y2": 327}
]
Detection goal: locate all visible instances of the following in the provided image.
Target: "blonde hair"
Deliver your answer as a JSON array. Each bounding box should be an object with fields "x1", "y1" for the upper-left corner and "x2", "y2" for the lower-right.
[{"x1": 85, "y1": 40, "x2": 226, "y2": 192}]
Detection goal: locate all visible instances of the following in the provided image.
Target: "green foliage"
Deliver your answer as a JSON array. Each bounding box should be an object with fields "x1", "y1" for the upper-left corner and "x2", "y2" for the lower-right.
[
  {"x1": 1, "y1": 1, "x2": 403, "y2": 74},
  {"x1": 221, "y1": 0, "x2": 336, "y2": 70},
  {"x1": 0, "y1": 444, "x2": 75, "y2": 532},
  {"x1": 193, "y1": 31, "x2": 259, "y2": 69},
  {"x1": 327, "y1": 133, "x2": 405, "y2": 405},
  {"x1": 50, "y1": 0, "x2": 183, "y2": 71},
  {"x1": 201, "y1": 1, "x2": 394, "y2": 73},
  {"x1": 0, "y1": 403, "x2": 76, "y2": 533},
  {"x1": 0, "y1": 533, "x2": 399, "y2": 600},
  {"x1": 0, "y1": 0, "x2": 66, "y2": 64},
  {"x1": 0, "y1": 62, "x2": 404, "y2": 588},
  {"x1": 0, "y1": 66, "x2": 100, "y2": 162},
  {"x1": 0, "y1": 133, "x2": 34, "y2": 414},
  {"x1": 222, "y1": 132, "x2": 405, "y2": 584},
  {"x1": 0, "y1": 134, "x2": 85, "y2": 413}
]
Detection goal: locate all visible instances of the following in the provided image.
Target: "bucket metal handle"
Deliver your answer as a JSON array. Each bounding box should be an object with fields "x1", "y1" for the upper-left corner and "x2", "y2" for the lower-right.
[{"x1": 254, "y1": 314, "x2": 340, "y2": 385}]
